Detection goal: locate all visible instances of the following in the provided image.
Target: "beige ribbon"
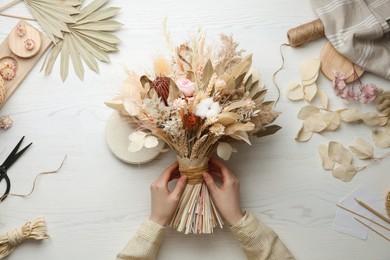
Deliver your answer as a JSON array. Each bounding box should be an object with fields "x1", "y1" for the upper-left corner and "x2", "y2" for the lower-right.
[{"x1": 0, "y1": 217, "x2": 49, "y2": 258}]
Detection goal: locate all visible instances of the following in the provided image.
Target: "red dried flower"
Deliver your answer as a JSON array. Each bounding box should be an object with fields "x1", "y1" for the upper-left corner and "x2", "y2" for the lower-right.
[
  {"x1": 151, "y1": 76, "x2": 170, "y2": 105},
  {"x1": 183, "y1": 113, "x2": 201, "y2": 132}
]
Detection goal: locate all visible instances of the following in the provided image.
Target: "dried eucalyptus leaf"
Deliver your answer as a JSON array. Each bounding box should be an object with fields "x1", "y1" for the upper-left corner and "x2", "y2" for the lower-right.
[
  {"x1": 229, "y1": 130, "x2": 251, "y2": 145},
  {"x1": 202, "y1": 60, "x2": 213, "y2": 87},
  {"x1": 316, "y1": 88, "x2": 328, "y2": 109},
  {"x1": 324, "y1": 111, "x2": 340, "y2": 131},
  {"x1": 217, "y1": 142, "x2": 233, "y2": 161},
  {"x1": 362, "y1": 112, "x2": 388, "y2": 126},
  {"x1": 217, "y1": 112, "x2": 241, "y2": 126},
  {"x1": 286, "y1": 81, "x2": 303, "y2": 101},
  {"x1": 254, "y1": 125, "x2": 282, "y2": 137},
  {"x1": 303, "y1": 83, "x2": 317, "y2": 102},
  {"x1": 295, "y1": 125, "x2": 313, "y2": 142},
  {"x1": 332, "y1": 165, "x2": 358, "y2": 182},
  {"x1": 299, "y1": 58, "x2": 320, "y2": 84},
  {"x1": 297, "y1": 105, "x2": 320, "y2": 120},
  {"x1": 144, "y1": 135, "x2": 158, "y2": 148},
  {"x1": 328, "y1": 141, "x2": 352, "y2": 165},
  {"x1": 303, "y1": 113, "x2": 328, "y2": 132},
  {"x1": 225, "y1": 122, "x2": 255, "y2": 135},
  {"x1": 339, "y1": 109, "x2": 362, "y2": 123},
  {"x1": 318, "y1": 144, "x2": 335, "y2": 170},
  {"x1": 372, "y1": 126, "x2": 390, "y2": 148},
  {"x1": 349, "y1": 137, "x2": 373, "y2": 159}
]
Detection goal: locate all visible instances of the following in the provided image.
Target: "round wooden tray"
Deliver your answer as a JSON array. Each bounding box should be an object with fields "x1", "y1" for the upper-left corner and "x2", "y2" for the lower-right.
[
  {"x1": 105, "y1": 111, "x2": 165, "y2": 164},
  {"x1": 320, "y1": 42, "x2": 364, "y2": 84},
  {"x1": 8, "y1": 20, "x2": 42, "y2": 58}
]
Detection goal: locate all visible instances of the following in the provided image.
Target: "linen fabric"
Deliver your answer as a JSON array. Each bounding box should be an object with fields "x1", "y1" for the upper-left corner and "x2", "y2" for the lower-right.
[
  {"x1": 311, "y1": 0, "x2": 390, "y2": 80},
  {"x1": 116, "y1": 211, "x2": 294, "y2": 260}
]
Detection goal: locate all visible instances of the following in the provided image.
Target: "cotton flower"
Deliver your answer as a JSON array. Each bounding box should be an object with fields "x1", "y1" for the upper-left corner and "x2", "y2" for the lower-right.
[
  {"x1": 176, "y1": 78, "x2": 195, "y2": 97},
  {"x1": 195, "y1": 97, "x2": 221, "y2": 118}
]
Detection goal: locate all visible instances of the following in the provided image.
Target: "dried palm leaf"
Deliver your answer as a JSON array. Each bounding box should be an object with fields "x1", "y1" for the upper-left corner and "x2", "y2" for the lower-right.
[
  {"x1": 24, "y1": 0, "x2": 80, "y2": 42},
  {"x1": 41, "y1": 0, "x2": 121, "y2": 81}
]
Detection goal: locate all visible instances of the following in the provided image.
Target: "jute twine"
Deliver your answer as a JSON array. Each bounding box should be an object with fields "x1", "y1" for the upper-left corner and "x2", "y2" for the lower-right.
[
  {"x1": 0, "y1": 217, "x2": 49, "y2": 258},
  {"x1": 386, "y1": 192, "x2": 390, "y2": 217},
  {"x1": 176, "y1": 156, "x2": 209, "y2": 185},
  {"x1": 287, "y1": 19, "x2": 325, "y2": 47}
]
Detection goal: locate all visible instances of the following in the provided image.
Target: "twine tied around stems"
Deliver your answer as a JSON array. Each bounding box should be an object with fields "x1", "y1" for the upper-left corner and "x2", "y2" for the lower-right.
[
  {"x1": 179, "y1": 165, "x2": 208, "y2": 185},
  {"x1": 0, "y1": 217, "x2": 49, "y2": 258}
]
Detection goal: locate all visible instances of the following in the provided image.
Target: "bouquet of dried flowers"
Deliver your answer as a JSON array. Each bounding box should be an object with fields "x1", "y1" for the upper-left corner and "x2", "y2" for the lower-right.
[{"x1": 106, "y1": 29, "x2": 281, "y2": 234}]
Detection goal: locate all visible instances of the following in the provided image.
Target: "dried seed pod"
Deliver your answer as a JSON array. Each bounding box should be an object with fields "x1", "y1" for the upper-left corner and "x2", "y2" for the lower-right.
[{"x1": 377, "y1": 91, "x2": 390, "y2": 115}]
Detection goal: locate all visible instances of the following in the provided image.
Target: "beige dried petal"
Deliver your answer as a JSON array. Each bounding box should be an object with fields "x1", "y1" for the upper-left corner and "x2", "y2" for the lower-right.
[
  {"x1": 217, "y1": 112, "x2": 241, "y2": 125},
  {"x1": 372, "y1": 126, "x2": 390, "y2": 148},
  {"x1": 362, "y1": 112, "x2": 388, "y2": 126},
  {"x1": 328, "y1": 141, "x2": 352, "y2": 165},
  {"x1": 324, "y1": 112, "x2": 340, "y2": 131},
  {"x1": 297, "y1": 105, "x2": 320, "y2": 120},
  {"x1": 318, "y1": 144, "x2": 335, "y2": 170},
  {"x1": 339, "y1": 109, "x2": 362, "y2": 123},
  {"x1": 225, "y1": 122, "x2": 255, "y2": 135},
  {"x1": 316, "y1": 88, "x2": 328, "y2": 109},
  {"x1": 299, "y1": 58, "x2": 320, "y2": 85},
  {"x1": 303, "y1": 83, "x2": 317, "y2": 102},
  {"x1": 217, "y1": 142, "x2": 233, "y2": 161},
  {"x1": 286, "y1": 81, "x2": 304, "y2": 101},
  {"x1": 332, "y1": 165, "x2": 358, "y2": 182},
  {"x1": 349, "y1": 137, "x2": 373, "y2": 159},
  {"x1": 105, "y1": 99, "x2": 123, "y2": 111},
  {"x1": 295, "y1": 125, "x2": 313, "y2": 142},
  {"x1": 229, "y1": 130, "x2": 251, "y2": 145},
  {"x1": 303, "y1": 113, "x2": 328, "y2": 132},
  {"x1": 144, "y1": 135, "x2": 159, "y2": 148}
]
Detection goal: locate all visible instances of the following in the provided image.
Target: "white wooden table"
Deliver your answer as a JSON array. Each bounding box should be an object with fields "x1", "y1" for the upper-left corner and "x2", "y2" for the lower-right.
[{"x1": 1, "y1": 1, "x2": 389, "y2": 259}]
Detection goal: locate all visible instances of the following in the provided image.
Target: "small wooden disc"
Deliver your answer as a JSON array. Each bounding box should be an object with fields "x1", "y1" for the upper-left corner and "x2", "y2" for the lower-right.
[
  {"x1": 8, "y1": 20, "x2": 42, "y2": 58},
  {"x1": 320, "y1": 42, "x2": 364, "y2": 84},
  {"x1": 105, "y1": 111, "x2": 165, "y2": 164}
]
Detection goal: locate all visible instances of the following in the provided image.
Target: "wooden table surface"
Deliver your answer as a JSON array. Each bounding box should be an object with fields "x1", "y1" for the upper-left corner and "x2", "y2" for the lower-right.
[{"x1": 1, "y1": 1, "x2": 389, "y2": 259}]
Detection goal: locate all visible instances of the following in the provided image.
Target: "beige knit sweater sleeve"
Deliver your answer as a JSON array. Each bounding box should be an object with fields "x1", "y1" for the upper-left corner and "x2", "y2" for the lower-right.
[
  {"x1": 230, "y1": 211, "x2": 295, "y2": 260},
  {"x1": 116, "y1": 219, "x2": 165, "y2": 260},
  {"x1": 116, "y1": 212, "x2": 294, "y2": 260}
]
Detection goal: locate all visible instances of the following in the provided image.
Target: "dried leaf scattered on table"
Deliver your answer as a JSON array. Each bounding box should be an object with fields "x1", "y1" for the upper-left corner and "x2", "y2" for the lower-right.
[
  {"x1": 316, "y1": 88, "x2": 328, "y2": 109},
  {"x1": 328, "y1": 141, "x2": 352, "y2": 165},
  {"x1": 297, "y1": 105, "x2": 320, "y2": 120},
  {"x1": 299, "y1": 58, "x2": 320, "y2": 86},
  {"x1": 372, "y1": 126, "x2": 390, "y2": 148},
  {"x1": 339, "y1": 109, "x2": 362, "y2": 123},
  {"x1": 318, "y1": 144, "x2": 335, "y2": 170},
  {"x1": 286, "y1": 81, "x2": 303, "y2": 101},
  {"x1": 295, "y1": 125, "x2": 313, "y2": 142},
  {"x1": 303, "y1": 83, "x2": 317, "y2": 102},
  {"x1": 349, "y1": 137, "x2": 373, "y2": 159},
  {"x1": 332, "y1": 165, "x2": 358, "y2": 182}
]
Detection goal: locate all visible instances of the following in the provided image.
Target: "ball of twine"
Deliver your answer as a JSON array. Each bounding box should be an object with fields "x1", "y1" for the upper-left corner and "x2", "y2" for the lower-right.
[{"x1": 287, "y1": 19, "x2": 325, "y2": 47}]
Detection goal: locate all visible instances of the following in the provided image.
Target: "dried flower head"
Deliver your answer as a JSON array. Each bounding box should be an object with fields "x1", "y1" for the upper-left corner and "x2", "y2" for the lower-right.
[
  {"x1": 195, "y1": 98, "x2": 221, "y2": 119},
  {"x1": 183, "y1": 113, "x2": 201, "y2": 132},
  {"x1": 151, "y1": 76, "x2": 170, "y2": 105},
  {"x1": 0, "y1": 115, "x2": 13, "y2": 129}
]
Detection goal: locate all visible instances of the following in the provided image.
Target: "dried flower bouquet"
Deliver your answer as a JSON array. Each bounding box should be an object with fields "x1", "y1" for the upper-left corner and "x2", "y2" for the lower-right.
[{"x1": 106, "y1": 29, "x2": 281, "y2": 234}]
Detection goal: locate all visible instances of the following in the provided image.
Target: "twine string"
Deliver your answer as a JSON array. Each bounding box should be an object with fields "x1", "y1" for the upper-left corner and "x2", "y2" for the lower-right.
[
  {"x1": 0, "y1": 155, "x2": 67, "y2": 201},
  {"x1": 287, "y1": 19, "x2": 325, "y2": 47},
  {"x1": 179, "y1": 165, "x2": 208, "y2": 185}
]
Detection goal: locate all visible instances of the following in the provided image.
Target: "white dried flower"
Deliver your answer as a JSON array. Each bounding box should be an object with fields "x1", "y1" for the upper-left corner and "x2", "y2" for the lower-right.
[
  {"x1": 195, "y1": 97, "x2": 221, "y2": 119},
  {"x1": 0, "y1": 115, "x2": 13, "y2": 129},
  {"x1": 209, "y1": 123, "x2": 225, "y2": 136}
]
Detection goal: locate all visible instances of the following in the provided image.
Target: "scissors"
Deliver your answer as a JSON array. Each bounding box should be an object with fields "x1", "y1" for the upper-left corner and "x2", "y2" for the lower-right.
[{"x1": 0, "y1": 136, "x2": 32, "y2": 201}]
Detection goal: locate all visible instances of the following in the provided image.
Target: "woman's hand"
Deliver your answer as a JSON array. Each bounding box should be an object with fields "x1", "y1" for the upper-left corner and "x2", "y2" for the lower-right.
[
  {"x1": 149, "y1": 162, "x2": 188, "y2": 226},
  {"x1": 203, "y1": 158, "x2": 244, "y2": 226}
]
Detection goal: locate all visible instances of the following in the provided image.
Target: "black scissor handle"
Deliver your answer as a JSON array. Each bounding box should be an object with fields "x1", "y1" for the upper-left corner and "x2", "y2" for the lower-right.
[{"x1": 0, "y1": 167, "x2": 11, "y2": 201}]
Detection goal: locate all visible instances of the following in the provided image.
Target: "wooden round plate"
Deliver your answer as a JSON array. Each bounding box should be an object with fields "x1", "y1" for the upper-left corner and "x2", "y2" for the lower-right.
[
  {"x1": 8, "y1": 20, "x2": 42, "y2": 58},
  {"x1": 320, "y1": 42, "x2": 364, "y2": 84},
  {"x1": 105, "y1": 111, "x2": 165, "y2": 164}
]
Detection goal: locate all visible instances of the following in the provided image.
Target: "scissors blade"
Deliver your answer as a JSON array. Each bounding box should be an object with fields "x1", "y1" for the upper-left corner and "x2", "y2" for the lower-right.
[{"x1": 1, "y1": 136, "x2": 32, "y2": 169}]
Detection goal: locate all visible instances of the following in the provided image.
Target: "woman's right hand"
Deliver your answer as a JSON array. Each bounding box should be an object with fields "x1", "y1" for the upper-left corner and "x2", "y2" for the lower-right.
[{"x1": 203, "y1": 158, "x2": 244, "y2": 226}]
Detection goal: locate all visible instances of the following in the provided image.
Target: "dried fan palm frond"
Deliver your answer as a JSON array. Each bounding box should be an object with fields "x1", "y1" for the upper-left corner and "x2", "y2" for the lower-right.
[
  {"x1": 42, "y1": 0, "x2": 122, "y2": 81},
  {"x1": 24, "y1": 0, "x2": 81, "y2": 42}
]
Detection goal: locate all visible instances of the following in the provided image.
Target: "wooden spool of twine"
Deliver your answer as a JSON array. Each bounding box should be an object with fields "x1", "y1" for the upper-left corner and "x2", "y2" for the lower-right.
[
  {"x1": 287, "y1": 19, "x2": 325, "y2": 47},
  {"x1": 386, "y1": 192, "x2": 390, "y2": 217}
]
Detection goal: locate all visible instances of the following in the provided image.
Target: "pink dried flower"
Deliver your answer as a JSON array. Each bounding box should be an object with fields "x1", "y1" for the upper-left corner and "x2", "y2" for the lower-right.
[
  {"x1": 176, "y1": 78, "x2": 195, "y2": 97},
  {"x1": 360, "y1": 83, "x2": 378, "y2": 104}
]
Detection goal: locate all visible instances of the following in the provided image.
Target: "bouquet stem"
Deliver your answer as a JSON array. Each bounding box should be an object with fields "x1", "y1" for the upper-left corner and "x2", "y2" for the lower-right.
[{"x1": 170, "y1": 156, "x2": 224, "y2": 234}]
